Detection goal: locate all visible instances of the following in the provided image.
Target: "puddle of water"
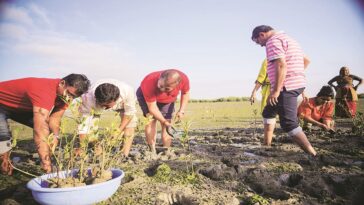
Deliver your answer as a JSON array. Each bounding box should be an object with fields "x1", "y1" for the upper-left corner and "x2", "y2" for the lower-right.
[
  {"x1": 243, "y1": 152, "x2": 258, "y2": 158},
  {"x1": 230, "y1": 143, "x2": 244, "y2": 148},
  {"x1": 352, "y1": 161, "x2": 363, "y2": 166},
  {"x1": 230, "y1": 144, "x2": 261, "y2": 150},
  {"x1": 241, "y1": 159, "x2": 258, "y2": 165}
]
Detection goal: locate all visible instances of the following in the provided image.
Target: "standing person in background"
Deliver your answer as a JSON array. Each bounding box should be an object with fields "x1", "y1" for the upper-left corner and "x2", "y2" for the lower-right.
[
  {"x1": 328, "y1": 66, "x2": 362, "y2": 118},
  {"x1": 0, "y1": 74, "x2": 90, "y2": 175},
  {"x1": 78, "y1": 79, "x2": 138, "y2": 157},
  {"x1": 251, "y1": 25, "x2": 316, "y2": 156},
  {"x1": 298, "y1": 86, "x2": 335, "y2": 131},
  {"x1": 250, "y1": 59, "x2": 270, "y2": 114},
  {"x1": 136, "y1": 69, "x2": 190, "y2": 153}
]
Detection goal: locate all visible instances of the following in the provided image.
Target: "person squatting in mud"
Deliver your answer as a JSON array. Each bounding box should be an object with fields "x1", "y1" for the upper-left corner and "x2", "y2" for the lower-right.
[
  {"x1": 328, "y1": 66, "x2": 362, "y2": 118},
  {"x1": 136, "y1": 69, "x2": 190, "y2": 154},
  {"x1": 77, "y1": 79, "x2": 138, "y2": 157},
  {"x1": 0, "y1": 74, "x2": 90, "y2": 175},
  {"x1": 297, "y1": 86, "x2": 335, "y2": 132},
  {"x1": 251, "y1": 25, "x2": 317, "y2": 156}
]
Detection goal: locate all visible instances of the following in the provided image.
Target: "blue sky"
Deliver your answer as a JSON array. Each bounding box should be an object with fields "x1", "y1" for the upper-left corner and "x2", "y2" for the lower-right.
[{"x1": 0, "y1": 0, "x2": 363, "y2": 99}]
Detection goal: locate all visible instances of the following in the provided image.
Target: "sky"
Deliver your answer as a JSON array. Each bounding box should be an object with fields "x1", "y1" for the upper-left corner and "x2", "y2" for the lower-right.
[{"x1": 0, "y1": 0, "x2": 364, "y2": 99}]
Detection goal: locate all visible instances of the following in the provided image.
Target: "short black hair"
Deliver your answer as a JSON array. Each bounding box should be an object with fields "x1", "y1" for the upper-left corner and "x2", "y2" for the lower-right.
[
  {"x1": 95, "y1": 83, "x2": 120, "y2": 104},
  {"x1": 317, "y1": 86, "x2": 334, "y2": 98},
  {"x1": 251, "y1": 25, "x2": 274, "y2": 40},
  {"x1": 62, "y1": 74, "x2": 90, "y2": 96}
]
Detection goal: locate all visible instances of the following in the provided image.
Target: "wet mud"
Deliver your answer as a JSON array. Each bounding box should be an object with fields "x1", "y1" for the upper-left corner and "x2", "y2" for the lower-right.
[{"x1": 1, "y1": 119, "x2": 363, "y2": 205}]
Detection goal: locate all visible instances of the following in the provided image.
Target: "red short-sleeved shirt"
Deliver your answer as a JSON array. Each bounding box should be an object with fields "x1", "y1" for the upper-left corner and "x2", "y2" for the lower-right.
[
  {"x1": 298, "y1": 98, "x2": 334, "y2": 121},
  {"x1": 0, "y1": 78, "x2": 67, "y2": 112},
  {"x1": 140, "y1": 70, "x2": 190, "y2": 103}
]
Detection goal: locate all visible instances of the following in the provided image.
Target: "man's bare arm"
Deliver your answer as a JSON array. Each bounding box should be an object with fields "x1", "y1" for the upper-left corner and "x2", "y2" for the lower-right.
[{"x1": 33, "y1": 106, "x2": 52, "y2": 173}]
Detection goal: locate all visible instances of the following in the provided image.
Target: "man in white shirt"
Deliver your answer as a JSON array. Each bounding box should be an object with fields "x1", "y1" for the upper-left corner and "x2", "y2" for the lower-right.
[{"x1": 78, "y1": 79, "x2": 137, "y2": 156}]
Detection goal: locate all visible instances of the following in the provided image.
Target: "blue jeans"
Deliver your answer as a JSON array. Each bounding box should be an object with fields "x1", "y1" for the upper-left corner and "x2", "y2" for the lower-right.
[{"x1": 262, "y1": 87, "x2": 304, "y2": 132}]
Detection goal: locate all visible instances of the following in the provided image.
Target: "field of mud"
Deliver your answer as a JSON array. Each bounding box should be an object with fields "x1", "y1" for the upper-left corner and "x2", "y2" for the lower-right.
[{"x1": 1, "y1": 119, "x2": 364, "y2": 205}]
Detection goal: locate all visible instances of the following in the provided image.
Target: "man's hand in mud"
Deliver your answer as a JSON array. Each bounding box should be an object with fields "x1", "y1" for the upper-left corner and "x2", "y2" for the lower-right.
[
  {"x1": 0, "y1": 151, "x2": 13, "y2": 175},
  {"x1": 320, "y1": 124, "x2": 335, "y2": 133},
  {"x1": 328, "y1": 129, "x2": 336, "y2": 134}
]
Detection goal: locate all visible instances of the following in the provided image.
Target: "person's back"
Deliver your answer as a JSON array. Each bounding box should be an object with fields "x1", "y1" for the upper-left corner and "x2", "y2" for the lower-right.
[
  {"x1": 140, "y1": 70, "x2": 189, "y2": 104},
  {"x1": 0, "y1": 74, "x2": 90, "y2": 175},
  {"x1": 266, "y1": 32, "x2": 306, "y2": 92},
  {"x1": 0, "y1": 77, "x2": 65, "y2": 111},
  {"x1": 297, "y1": 86, "x2": 335, "y2": 131},
  {"x1": 298, "y1": 98, "x2": 334, "y2": 121}
]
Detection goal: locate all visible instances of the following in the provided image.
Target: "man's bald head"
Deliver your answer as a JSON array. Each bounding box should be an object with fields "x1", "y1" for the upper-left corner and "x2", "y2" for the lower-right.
[{"x1": 158, "y1": 69, "x2": 181, "y2": 92}]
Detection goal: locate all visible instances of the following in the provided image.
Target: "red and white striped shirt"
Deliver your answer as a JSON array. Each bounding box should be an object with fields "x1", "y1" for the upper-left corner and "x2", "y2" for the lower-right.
[{"x1": 266, "y1": 31, "x2": 306, "y2": 91}]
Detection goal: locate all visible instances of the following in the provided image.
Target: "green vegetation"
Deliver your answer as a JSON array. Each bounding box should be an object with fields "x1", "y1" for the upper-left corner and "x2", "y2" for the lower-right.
[
  {"x1": 246, "y1": 194, "x2": 270, "y2": 205},
  {"x1": 189, "y1": 96, "x2": 250, "y2": 103},
  {"x1": 265, "y1": 162, "x2": 303, "y2": 173},
  {"x1": 152, "y1": 163, "x2": 200, "y2": 186},
  {"x1": 352, "y1": 112, "x2": 364, "y2": 136},
  {"x1": 153, "y1": 163, "x2": 172, "y2": 182}
]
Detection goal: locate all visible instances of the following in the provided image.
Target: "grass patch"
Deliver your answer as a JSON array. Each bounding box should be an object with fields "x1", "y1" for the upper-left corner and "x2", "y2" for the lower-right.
[
  {"x1": 152, "y1": 163, "x2": 200, "y2": 186},
  {"x1": 265, "y1": 162, "x2": 303, "y2": 173}
]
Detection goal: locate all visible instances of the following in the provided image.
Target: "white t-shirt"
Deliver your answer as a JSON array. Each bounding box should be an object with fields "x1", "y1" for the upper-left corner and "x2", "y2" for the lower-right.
[{"x1": 78, "y1": 79, "x2": 137, "y2": 134}]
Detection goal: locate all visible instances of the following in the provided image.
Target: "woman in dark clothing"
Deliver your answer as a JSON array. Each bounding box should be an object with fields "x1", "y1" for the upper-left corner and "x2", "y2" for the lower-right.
[{"x1": 328, "y1": 66, "x2": 362, "y2": 118}]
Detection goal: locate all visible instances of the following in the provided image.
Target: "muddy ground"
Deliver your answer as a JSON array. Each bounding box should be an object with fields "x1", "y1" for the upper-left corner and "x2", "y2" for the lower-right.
[{"x1": 1, "y1": 119, "x2": 363, "y2": 205}]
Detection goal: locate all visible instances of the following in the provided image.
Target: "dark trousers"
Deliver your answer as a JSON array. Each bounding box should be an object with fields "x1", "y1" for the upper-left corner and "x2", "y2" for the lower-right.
[{"x1": 262, "y1": 87, "x2": 304, "y2": 132}]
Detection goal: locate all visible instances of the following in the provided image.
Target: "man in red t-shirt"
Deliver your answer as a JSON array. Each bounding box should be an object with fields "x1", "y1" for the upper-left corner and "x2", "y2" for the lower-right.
[
  {"x1": 136, "y1": 69, "x2": 190, "y2": 153},
  {"x1": 0, "y1": 74, "x2": 90, "y2": 175}
]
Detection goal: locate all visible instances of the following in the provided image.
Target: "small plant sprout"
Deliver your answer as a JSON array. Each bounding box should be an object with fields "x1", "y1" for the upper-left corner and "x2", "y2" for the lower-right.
[
  {"x1": 178, "y1": 120, "x2": 193, "y2": 151},
  {"x1": 252, "y1": 108, "x2": 258, "y2": 138}
]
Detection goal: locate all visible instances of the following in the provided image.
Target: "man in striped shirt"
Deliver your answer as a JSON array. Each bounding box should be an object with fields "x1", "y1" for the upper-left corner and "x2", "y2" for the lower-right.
[{"x1": 251, "y1": 25, "x2": 316, "y2": 156}]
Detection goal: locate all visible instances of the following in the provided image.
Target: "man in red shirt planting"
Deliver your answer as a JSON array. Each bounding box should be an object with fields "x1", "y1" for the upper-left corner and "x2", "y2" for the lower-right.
[
  {"x1": 137, "y1": 69, "x2": 190, "y2": 153},
  {"x1": 0, "y1": 74, "x2": 90, "y2": 175}
]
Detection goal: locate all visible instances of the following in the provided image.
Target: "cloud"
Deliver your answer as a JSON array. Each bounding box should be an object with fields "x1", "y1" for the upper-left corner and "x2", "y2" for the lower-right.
[
  {"x1": 2, "y1": 5, "x2": 34, "y2": 26},
  {"x1": 28, "y1": 3, "x2": 52, "y2": 27},
  {"x1": 0, "y1": 23, "x2": 28, "y2": 40},
  {"x1": 15, "y1": 34, "x2": 133, "y2": 73},
  {"x1": 0, "y1": 3, "x2": 136, "y2": 81}
]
